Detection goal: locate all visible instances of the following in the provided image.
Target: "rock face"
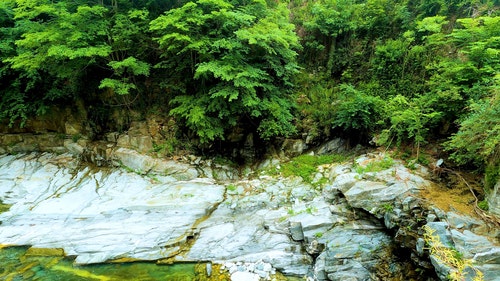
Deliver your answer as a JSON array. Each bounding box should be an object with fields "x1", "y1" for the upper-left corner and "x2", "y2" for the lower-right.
[
  {"x1": 0, "y1": 151, "x2": 499, "y2": 281},
  {"x1": 490, "y1": 180, "x2": 500, "y2": 216},
  {"x1": 0, "y1": 153, "x2": 225, "y2": 264}
]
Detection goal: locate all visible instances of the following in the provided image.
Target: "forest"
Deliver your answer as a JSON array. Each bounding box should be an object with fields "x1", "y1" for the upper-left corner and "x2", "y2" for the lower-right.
[{"x1": 0, "y1": 0, "x2": 499, "y2": 178}]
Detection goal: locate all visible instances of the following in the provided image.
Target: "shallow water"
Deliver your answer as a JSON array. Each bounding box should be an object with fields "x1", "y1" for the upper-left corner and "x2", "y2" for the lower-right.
[
  {"x1": 0, "y1": 246, "x2": 201, "y2": 281},
  {"x1": 0, "y1": 247, "x2": 302, "y2": 281}
]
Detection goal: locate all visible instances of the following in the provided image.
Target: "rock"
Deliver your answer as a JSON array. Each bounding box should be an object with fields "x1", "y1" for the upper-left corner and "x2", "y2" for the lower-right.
[
  {"x1": 206, "y1": 263, "x2": 212, "y2": 276},
  {"x1": 112, "y1": 147, "x2": 155, "y2": 174},
  {"x1": 429, "y1": 255, "x2": 452, "y2": 281},
  {"x1": 318, "y1": 224, "x2": 392, "y2": 280},
  {"x1": 306, "y1": 239, "x2": 325, "y2": 256},
  {"x1": 64, "y1": 139, "x2": 87, "y2": 155},
  {"x1": 450, "y1": 229, "x2": 497, "y2": 259},
  {"x1": 326, "y1": 260, "x2": 371, "y2": 281},
  {"x1": 0, "y1": 154, "x2": 225, "y2": 264},
  {"x1": 343, "y1": 181, "x2": 416, "y2": 217},
  {"x1": 416, "y1": 238, "x2": 425, "y2": 256},
  {"x1": 289, "y1": 222, "x2": 304, "y2": 241},
  {"x1": 474, "y1": 248, "x2": 500, "y2": 264},
  {"x1": 446, "y1": 212, "x2": 483, "y2": 231},
  {"x1": 230, "y1": 271, "x2": 260, "y2": 281},
  {"x1": 329, "y1": 172, "x2": 359, "y2": 193},
  {"x1": 281, "y1": 139, "x2": 308, "y2": 157},
  {"x1": 316, "y1": 138, "x2": 346, "y2": 155},
  {"x1": 425, "y1": 222, "x2": 453, "y2": 247},
  {"x1": 112, "y1": 147, "x2": 198, "y2": 180},
  {"x1": 475, "y1": 264, "x2": 500, "y2": 281},
  {"x1": 489, "y1": 180, "x2": 500, "y2": 216}
]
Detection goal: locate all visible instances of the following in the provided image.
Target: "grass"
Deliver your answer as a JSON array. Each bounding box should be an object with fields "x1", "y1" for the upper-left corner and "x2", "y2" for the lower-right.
[
  {"x1": 281, "y1": 153, "x2": 351, "y2": 183},
  {"x1": 355, "y1": 156, "x2": 394, "y2": 174},
  {"x1": 226, "y1": 184, "x2": 237, "y2": 192},
  {"x1": 478, "y1": 200, "x2": 489, "y2": 211}
]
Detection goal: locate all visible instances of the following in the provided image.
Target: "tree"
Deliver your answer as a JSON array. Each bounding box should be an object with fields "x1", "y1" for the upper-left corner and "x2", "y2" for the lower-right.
[
  {"x1": 1, "y1": 0, "x2": 154, "y2": 126},
  {"x1": 150, "y1": 0, "x2": 300, "y2": 143}
]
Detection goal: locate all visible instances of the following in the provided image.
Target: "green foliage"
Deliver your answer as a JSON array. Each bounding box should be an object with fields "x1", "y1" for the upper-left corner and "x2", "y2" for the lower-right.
[
  {"x1": 152, "y1": 139, "x2": 178, "y2": 156},
  {"x1": 484, "y1": 163, "x2": 500, "y2": 192},
  {"x1": 355, "y1": 156, "x2": 394, "y2": 174},
  {"x1": 226, "y1": 184, "x2": 237, "y2": 192},
  {"x1": 445, "y1": 93, "x2": 500, "y2": 167},
  {"x1": 0, "y1": 0, "x2": 499, "y2": 167},
  {"x1": 378, "y1": 95, "x2": 441, "y2": 150},
  {"x1": 150, "y1": 0, "x2": 300, "y2": 143},
  {"x1": 281, "y1": 153, "x2": 348, "y2": 183},
  {"x1": 478, "y1": 200, "x2": 489, "y2": 211},
  {"x1": 382, "y1": 203, "x2": 394, "y2": 212},
  {"x1": 332, "y1": 84, "x2": 385, "y2": 133}
]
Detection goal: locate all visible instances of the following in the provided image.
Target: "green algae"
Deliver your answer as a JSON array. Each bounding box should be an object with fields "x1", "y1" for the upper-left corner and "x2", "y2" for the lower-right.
[
  {"x1": 0, "y1": 247, "x2": 298, "y2": 281},
  {"x1": 0, "y1": 246, "x2": 201, "y2": 281},
  {"x1": 0, "y1": 200, "x2": 11, "y2": 214}
]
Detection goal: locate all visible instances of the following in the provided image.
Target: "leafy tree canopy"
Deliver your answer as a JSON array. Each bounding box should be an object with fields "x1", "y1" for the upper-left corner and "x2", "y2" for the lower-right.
[{"x1": 150, "y1": 0, "x2": 300, "y2": 142}]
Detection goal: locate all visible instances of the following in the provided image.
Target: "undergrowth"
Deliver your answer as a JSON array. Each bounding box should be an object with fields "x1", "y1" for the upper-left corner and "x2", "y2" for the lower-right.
[{"x1": 281, "y1": 153, "x2": 350, "y2": 183}]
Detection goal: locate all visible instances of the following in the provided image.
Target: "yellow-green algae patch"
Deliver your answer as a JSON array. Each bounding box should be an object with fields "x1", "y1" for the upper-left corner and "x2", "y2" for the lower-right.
[{"x1": 0, "y1": 199, "x2": 11, "y2": 214}]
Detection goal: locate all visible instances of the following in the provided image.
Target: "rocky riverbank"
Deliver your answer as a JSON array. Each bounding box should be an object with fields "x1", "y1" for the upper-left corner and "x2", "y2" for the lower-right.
[{"x1": 0, "y1": 137, "x2": 499, "y2": 280}]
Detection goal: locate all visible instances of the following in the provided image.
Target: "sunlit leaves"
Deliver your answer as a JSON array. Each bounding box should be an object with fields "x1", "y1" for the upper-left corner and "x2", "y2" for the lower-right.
[{"x1": 151, "y1": 0, "x2": 299, "y2": 142}]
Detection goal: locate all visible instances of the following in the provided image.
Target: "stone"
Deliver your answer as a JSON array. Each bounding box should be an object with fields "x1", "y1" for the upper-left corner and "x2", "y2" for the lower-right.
[
  {"x1": 488, "y1": 180, "x2": 500, "y2": 216},
  {"x1": 473, "y1": 248, "x2": 500, "y2": 264},
  {"x1": 344, "y1": 181, "x2": 415, "y2": 217},
  {"x1": 281, "y1": 139, "x2": 308, "y2": 157},
  {"x1": 289, "y1": 222, "x2": 304, "y2": 241},
  {"x1": 65, "y1": 120, "x2": 83, "y2": 135},
  {"x1": 475, "y1": 264, "x2": 500, "y2": 281},
  {"x1": 330, "y1": 172, "x2": 359, "y2": 193},
  {"x1": 0, "y1": 154, "x2": 225, "y2": 264},
  {"x1": 112, "y1": 147, "x2": 155, "y2": 174},
  {"x1": 450, "y1": 229, "x2": 497, "y2": 259},
  {"x1": 446, "y1": 212, "x2": 483, "y2": 231},
  {"x1": 425, "y1": 222, "x2": 453, "y2": 247},
  {"x1": 64, "y1": 139, "x2": 86, "y2": 155},
  {"x1": 206, "y1": 263, "x2": 212, "y2": 277},
  {"x1": 416, "y1": 238, "x2": 425, "y2": 256},
  {"x1": 316, "y1": 138, "x2": 346, "y2": 155},
  {"x1": 230, "y1": 271, "x2": 260, "y2": 281}
]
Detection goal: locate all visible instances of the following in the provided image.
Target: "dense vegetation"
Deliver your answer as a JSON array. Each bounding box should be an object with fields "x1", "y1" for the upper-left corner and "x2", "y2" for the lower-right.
[{"x1": 1, "y1": 0, "x2": 499, "y2": 170}]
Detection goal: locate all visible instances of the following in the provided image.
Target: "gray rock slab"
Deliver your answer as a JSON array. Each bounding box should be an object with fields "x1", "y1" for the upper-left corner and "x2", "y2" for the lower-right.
[{"x1": 0, "y1": 154, "x2": 225, "y2": 264}]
